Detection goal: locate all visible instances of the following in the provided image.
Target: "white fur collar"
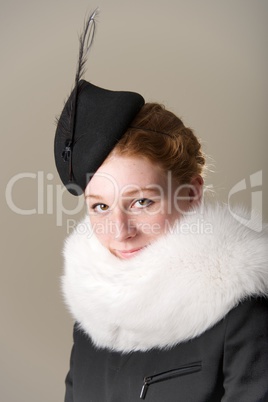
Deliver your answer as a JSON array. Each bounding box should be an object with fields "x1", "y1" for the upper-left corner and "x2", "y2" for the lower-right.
[{"x1": 62, "y1": 203, "x2": 268, "y2": 352}]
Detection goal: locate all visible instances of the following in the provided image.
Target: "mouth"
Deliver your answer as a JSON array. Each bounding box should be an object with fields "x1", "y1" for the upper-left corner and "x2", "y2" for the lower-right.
[{"x1": 115, "y1": 247, "x2": 145, "y2": 259}]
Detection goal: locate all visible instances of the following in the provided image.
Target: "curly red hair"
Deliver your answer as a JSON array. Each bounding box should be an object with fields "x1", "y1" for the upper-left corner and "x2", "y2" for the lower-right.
[{"x1": 109, "y1": 103, "x2": 205, "y2": 184}]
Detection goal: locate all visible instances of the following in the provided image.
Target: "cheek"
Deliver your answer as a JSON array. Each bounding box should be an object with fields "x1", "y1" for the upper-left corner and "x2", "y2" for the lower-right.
[
  {"x1": 141, "y1": 208, "x2": 181, "y2": 239},
  {"x1": 89, "y1": 216, "x2": 112, "y2": 247},
  {"x1": 139, "y1": 214, "x2": 169, "y2": 239}
]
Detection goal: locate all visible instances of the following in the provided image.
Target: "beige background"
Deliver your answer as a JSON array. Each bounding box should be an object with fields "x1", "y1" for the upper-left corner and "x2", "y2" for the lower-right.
[{"x1": 1, "y1": 0, "x2": 267, "y2": 401}]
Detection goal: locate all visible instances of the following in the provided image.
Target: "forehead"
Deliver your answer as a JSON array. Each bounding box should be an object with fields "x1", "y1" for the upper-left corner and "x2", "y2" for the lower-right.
[{"x1": 85, "y1": 156, "x2": 166, "y2": 196}]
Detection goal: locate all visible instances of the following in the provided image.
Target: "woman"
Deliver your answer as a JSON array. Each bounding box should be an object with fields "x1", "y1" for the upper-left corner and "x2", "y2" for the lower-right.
[{"x1": 54, "y1": 11, "x2": 268, "y2": 402}]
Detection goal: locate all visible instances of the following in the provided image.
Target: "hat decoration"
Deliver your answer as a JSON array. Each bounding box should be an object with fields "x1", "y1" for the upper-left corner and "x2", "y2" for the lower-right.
[{"x1": 54, "y1": 9, "x2": 145, "y2": 195}]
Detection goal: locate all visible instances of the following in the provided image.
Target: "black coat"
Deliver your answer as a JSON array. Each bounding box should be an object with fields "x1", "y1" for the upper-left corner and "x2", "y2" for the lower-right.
[{"x1": 64, "y1": 297, "x2": 268, "y2": 402}]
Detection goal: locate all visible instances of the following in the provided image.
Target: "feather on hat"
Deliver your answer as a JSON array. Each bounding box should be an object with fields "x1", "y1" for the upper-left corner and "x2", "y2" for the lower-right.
[{"x1": 54, "y1": 9, "x2": 145, "y2": 195}]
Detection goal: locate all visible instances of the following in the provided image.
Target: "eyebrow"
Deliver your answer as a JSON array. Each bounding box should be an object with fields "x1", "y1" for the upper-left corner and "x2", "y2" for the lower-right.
[{"x1": 85, "y1": 187, "x2": 161, "y2": 200}]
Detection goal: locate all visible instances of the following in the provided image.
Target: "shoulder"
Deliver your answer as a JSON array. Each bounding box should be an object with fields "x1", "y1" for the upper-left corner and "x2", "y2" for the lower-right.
[
  {"x1": 227, "y1": 296, "x2": 268, "y2": 321},
  {"x1": 224, "y1": 296, "x2": 268, "y2": 341}
]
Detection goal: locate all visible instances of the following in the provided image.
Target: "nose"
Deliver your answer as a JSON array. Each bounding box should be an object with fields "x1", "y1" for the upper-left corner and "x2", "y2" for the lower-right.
[{"x1": 112, "y1": 210, "x2": 137, "y2": 241}]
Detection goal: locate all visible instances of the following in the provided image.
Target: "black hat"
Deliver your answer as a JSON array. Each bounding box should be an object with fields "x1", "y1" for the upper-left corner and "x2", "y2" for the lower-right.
[{"x1": 54, "y1": 10, "x2": 145, "y2": 195}]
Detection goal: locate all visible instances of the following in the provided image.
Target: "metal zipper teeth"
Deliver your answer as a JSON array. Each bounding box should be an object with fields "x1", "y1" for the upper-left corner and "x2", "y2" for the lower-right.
[{"x1": 140, "y1": 362, "x2": 202, "y2": 399}]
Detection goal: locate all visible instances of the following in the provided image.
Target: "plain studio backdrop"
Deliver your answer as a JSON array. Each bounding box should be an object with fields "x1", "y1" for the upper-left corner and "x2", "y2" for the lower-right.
[{"x1": 1, "y1": 0, "x2": 267, "y2": 401}]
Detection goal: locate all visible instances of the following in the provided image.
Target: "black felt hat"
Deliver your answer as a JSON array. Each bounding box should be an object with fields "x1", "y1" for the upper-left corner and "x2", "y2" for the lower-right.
[{"x1": 54, "y1": 10, "x2": 145, "y2": 195}]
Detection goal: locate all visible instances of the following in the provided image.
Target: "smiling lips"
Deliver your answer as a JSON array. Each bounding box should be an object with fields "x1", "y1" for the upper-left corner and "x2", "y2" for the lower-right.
[{"x1": 115, "y1": 247, "x2": 145, "y2": 259}]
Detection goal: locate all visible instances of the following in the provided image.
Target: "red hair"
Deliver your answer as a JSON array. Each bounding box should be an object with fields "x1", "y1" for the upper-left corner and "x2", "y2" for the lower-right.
[{"x1": 109, "y1": 103, "x2": 205, "y2": 184}]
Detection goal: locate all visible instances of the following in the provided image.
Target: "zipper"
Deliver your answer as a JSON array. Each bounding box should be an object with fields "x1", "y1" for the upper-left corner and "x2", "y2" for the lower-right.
[{"x1": 140, "y1": 361, "x2": 202, "y2": 399}]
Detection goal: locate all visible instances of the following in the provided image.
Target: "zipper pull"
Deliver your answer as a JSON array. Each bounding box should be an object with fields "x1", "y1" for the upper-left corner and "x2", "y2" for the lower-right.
[{"x1": 140, "y1": 378, "x2": 150, "y2": 399}]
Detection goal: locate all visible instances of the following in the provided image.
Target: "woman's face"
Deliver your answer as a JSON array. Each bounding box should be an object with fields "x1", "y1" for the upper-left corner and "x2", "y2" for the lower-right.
[{"x1": 85, "y1": 155, "x2": 202, "y2": 259}]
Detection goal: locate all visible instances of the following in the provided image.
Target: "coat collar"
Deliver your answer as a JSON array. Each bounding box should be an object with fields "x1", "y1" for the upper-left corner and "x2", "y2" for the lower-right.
[{"x1": 62, "y1": 202, "x2": 268, "y2": 352}]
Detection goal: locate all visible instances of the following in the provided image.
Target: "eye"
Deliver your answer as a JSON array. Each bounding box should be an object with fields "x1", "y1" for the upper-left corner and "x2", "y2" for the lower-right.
[
  {"x1": 92, "y1": 203, "x2": 109, "y2": 213},
  {"x1": 132, "y1": 198, "x2": 153, "y2": 209}
]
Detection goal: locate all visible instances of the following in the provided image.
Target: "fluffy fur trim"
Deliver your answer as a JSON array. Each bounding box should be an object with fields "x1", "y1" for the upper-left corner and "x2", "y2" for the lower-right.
[{"x1": 62, "y1": 203, "x2": 268, "y2": 352}]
